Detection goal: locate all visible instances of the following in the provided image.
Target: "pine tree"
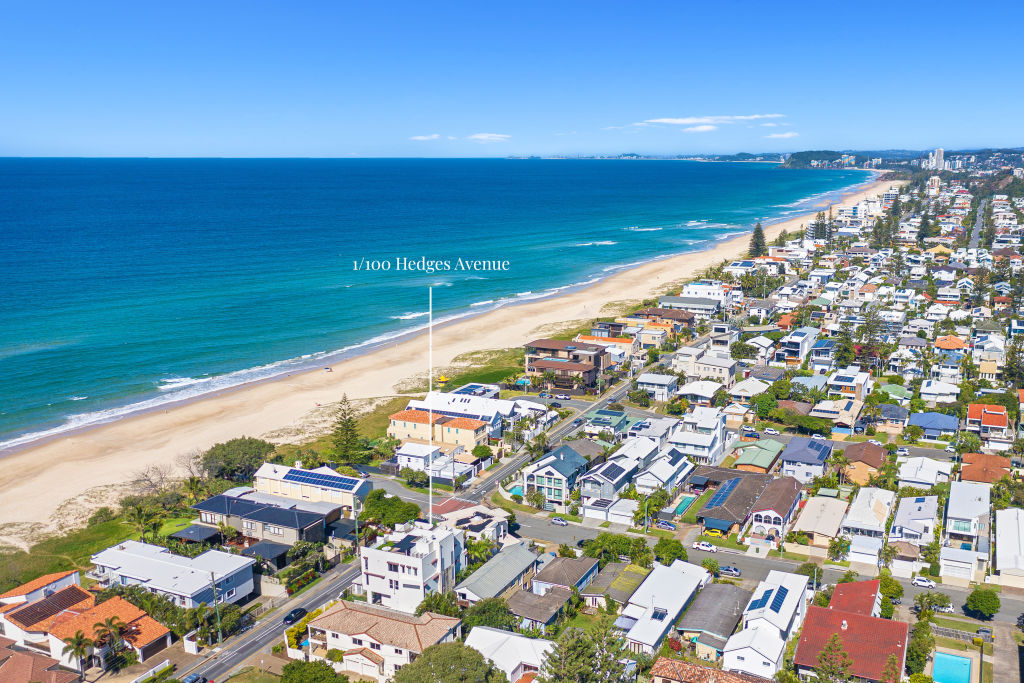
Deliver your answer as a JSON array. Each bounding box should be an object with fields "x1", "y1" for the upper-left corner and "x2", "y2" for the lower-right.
[
  {"x1": 816, "y1": 633, "x2": 853, "y2": 683},
  {"x1": 750, "y1": 222, "x2": 767, "y2": 257},
  {"x1": 332, "y1": 394, "x2": 367, "y2": 464},
  {"x1": 881, "y1": 653, "x2": 901, "y2": 683},
  {"x1": 589, "y1": 618, "x2": 629, "y2": 682},
  {"x1": 539, "y1": 627, "x2": 594, "y2": 683}
]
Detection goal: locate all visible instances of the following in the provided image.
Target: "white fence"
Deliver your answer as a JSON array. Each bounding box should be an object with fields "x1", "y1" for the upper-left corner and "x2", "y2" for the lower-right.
[{"x1": 130, "y1": 659, "x2": 171, "y2": 683}]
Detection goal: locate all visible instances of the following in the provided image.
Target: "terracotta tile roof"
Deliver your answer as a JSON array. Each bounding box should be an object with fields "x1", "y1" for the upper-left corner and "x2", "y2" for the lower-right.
[
  {"x1": 960, "y1": 452, "x2": 1012, "y2": 484},
  {"x1": 5, "y1": 585, "x2": 94, "y2": 631},
  {"x1": 794, "y1": 606, "x2": 908, "y2": 683},
  {"x1": 442, "y1": 417, "x2": 487, "y2": 431},
  {"x1": 309, "y1": 601, "x2": 460, "y2": 654},
  {"x1": 0, "y1": 571, "x2": 78, "y2": 600},
  {"x1": 344, "y1": 646, "x2": 384, "y2": 666},
  {"x1": 49, "y1": 596, "x2": 169, "y2": 648},
  {"x1": 842, "y1": 442, "x2": 887, "y2": 469},
  {"x1": 515, "y1": 673, "x2": 538, "y2": 683},
  {"x1": 1018, "y1": 389, "x2": 1024, "y2": 405},
  {"x1": 0, "y1": 644, "x2": 78, "y2": 683},
  {"x1": 649, "y1": 657, "x2": 770, "y2": 683},
  {"x1": 390, "y1": 409, "x2": 444, "y2": 425},
  {"x1": 827, "y1": 580, "x2": 879, "y2": 616},
  {"x1": 934, "y1": 335, "x2": 967, "y2": 350},
  {"x1": 967, "y1": 404, "x2": 1008, "y2": 428}
]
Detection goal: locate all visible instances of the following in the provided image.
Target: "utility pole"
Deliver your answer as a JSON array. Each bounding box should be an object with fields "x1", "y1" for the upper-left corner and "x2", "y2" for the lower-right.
[
  {"x1": 428, "y1": 286, "x2": 434, "y2": 526},
  {"x1": 209, "y1": 571, "x2": 223, "y2": 645}
]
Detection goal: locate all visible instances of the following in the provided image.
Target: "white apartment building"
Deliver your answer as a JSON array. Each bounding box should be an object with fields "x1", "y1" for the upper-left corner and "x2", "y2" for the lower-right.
[
  {"x1": 669, "y1": 407, "x2": 727, "y2": 466},
  {"x1": 361, "y1": 521, "x2": 466, "y2": 614}
]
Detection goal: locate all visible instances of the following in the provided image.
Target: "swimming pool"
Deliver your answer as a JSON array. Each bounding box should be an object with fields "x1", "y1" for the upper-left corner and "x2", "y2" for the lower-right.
[
  {"x1": 675, "y1": 494, "x2": 696, "y2": 515},
  {"x1": 509, "y1": 485, "x2": 524, "y2": 497},
  {"x1": 933, "y1": 651, "x2": 972, "y2": 683}
]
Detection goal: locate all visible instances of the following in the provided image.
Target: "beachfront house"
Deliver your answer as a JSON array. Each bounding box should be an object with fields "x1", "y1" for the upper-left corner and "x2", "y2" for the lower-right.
[
  {"x1": 524, "y1": 338, "x2": 608, "y2": 389},
  {"x1": 520, "y1": 444, "x2": 589, "y2": 512}
]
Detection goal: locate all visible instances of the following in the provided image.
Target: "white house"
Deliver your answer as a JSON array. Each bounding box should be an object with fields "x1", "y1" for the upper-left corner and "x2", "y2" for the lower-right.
[
  {"x1": 723, "y1": 571, "x2": 809, "y2": 679},
  {"x1": 465, "y1": 627, "x2": 554, "y2": 683},
  {"x1": 668, "y1": 407, "x2": 728, "y2": 466},
  {"x1": 920, "y1": 379, "x2": 960, "y2": 405},
  {"x1": 616, "y1": 560, "x2": 710, "y2": 655},
  {"x1": 995, "y1": 508, "x2": 1024, "y2": 588},
  {"x1": 840, "y1": 488, "x2": 896, "y2": 540},
  {"x1": 636, "y1": 373, "x2": 679, "y2": 402},
  {"x1": 897, "y1": 457, "x2": 952, "y2": 489}
]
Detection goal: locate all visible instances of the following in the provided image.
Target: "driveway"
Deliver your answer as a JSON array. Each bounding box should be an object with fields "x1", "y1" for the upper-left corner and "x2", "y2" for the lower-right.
[{"x1": 992, "y1": 624, "x2": 1020, "y2": 683}]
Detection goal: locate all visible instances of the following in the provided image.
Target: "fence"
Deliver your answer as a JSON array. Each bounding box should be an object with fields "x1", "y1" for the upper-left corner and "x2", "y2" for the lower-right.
[
  {"x1": 130, "y1": 659, "x2": 171, "y2": 683},
  {"x1": 932, "y1": 625, "x2": 991, "y2": 643}
]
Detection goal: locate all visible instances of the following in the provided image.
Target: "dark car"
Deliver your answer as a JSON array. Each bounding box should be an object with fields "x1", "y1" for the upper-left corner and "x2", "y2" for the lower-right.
[
  {"x1": 283, "y1": 607, "x2": 307, "y2": 625},
  {"x1": 977, "y1": 627, "x2": 993, "y2": 638},
  {"x1": 539, "y1": 392, "x2": 552, "y2": 398},
  {"x1": 572, "y1": 418, "x2": 583, "y2": 425},
  {"x1": 549, "y1": 402, "x2": 562, "y2": 408}
]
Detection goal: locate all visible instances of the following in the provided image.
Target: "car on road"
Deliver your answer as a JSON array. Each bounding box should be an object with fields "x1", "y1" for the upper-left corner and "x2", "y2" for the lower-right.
[
  {"x1": 935, "y1": 603, "x2": 955, "y2": 614},
  {"x1": 283, "y1": 607, "x2": 307, "y2": 625},
  {"x1": 764, "y1": 427, "x2": 780, "y2": 435},
  {"x1": 868, "y1": 439, "x2": 883, "y2": 446},
  {"x1": 183, "y1": 676, "x2": 208, "y2": 683},
  {"x1": 539, "y1": 392, "x2": 552, "y2": 398},
  {"x1": 945, "y1": 445, "x2": 957, "y2": 453},
  {"x1": 896, "y1": 447, "x2": 910, "y2": 456},
  {"x1": 720, "y1": 565, "x2": 742, "y2": 578},
  {"x1": 810, "y1": 433, "x2": 827, "y2": 441},
  {"x1": 551, "y1": 517, "x2": 569, "y2": 526},
  {"x1": 555, "y1": 393, "x2": 571, "y2": 400},
  {"x1": 911, "y1": 576, "x2": 936, "y2": 589},
  {"x1": 654, "y1": 520, "x2": 677, "y2": 531},
  {"x1": 703, "y1": 529, "x2": 724, "y2": 538},
  {"x1": 741, "y1": 424, "x2": 755, "y2": 432},
  {"x1": 572, "y1": 418, "x2": 583, "y2": 425},
  {"x1": 692, "y1": 541, "x2": 717, "y2": 553},
  {"x1": 549, "y1": 402, "x2": 562, "y2": 408},
  {"x1": 745, "y1": 431, "x2": 760, "y2": 439}
]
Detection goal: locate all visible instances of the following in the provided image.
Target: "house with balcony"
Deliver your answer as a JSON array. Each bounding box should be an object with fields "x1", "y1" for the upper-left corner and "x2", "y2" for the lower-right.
[
  {"x1": 387, "y1": 409, "x2": 489, "y2": 450},
  {"x1": 616, "y1": 560, "x2": 710, "y2": 655},
  {"x1": 304, "y1": 601, "x2": 461, "y2": 683},
  {"x1": 191, "y1": 491, "x2": 329, "y2": 545},
  {"x1": 455, "y1": 542, "x2": 540, "y2": 606},
  {"x1": 889, "y1": 496, "x2": 939, "y2": 547},
  {"x1": 694, "y1": 353, "x2": 737, "y2": 388},
  {"x1": 723, "y1": 571, "x2": 809, "y2": 679},
  {"x1": 941, "y1": 481, "x2": 990, "y2": 582},
  {"x1": 965, "y1": 403, "x2": 1013, "y2": 451},
  {"x1": 779, "y1": 437, "x2": 832, "y2": 484},
  {"x1": 840, "y1": 487, "x2": 896, "y2": 540},
  {"x1": 826, "y1": 365, "x2": 873, "y2": 401},
  {"x1": 634, "y1": 448, "x2": 693, "y2": 497},
  {"x1": 580, "y1": 438, "x2": 657, "y2": 521},
  {"x1": 668, "y1": 407, "x2": 728, "y2": 466},
  {"x1": 361, "y1": 521, "x2": 465, "y2": 614},
  {"x1": 636, "y1": 373, "x2": 679, "y2": 402},
  {"x1": 658, "y1": 295, "x2": 721, "y2": 319},
  {"x1": 521, "y1": 444, "x2": 589, "y2": 511},
  {"x1": 523, "y1": 339, "x2": 608, "y2": 388},
  {"x1": 772, "y1": 327, "x2": 819, "y2": 367},
  {"x1": 253, "y1": 463, "x2": 371, "y2": 520},
  {"x1": 809, "y1": 338, "x2": 837, "y2": 374},
  {"x1": 744, "y1": 477, "x2": 801, "y2": 546}
]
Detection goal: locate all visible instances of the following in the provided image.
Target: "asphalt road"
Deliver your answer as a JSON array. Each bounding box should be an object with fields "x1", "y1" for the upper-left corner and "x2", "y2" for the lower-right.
[
  {"x1": 970, "y1": 198, "x2": 986, "y2": 249},
  {"x1": 182, "y1": 564, "x2": 361, "y2": 682}
]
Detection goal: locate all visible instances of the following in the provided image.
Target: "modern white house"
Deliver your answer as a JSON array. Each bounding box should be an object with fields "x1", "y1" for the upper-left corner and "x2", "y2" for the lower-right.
[
  {"x1": 897, "y1": 457, "x2": 952, "y2": 489},
  {"x1": 305, "y1": 600, "x2": 461, "y2": 682},
  {"x1": 723, "y1": 571, "x2": 809, "y2": 679},
  {"x1": 89, "y1": 540, "x2": 255, "y2": 608},
  {"x1": 616, "y1": 560, "x2": 711, "y2": 655},
  {"x1": 360, "y1": 521, "x2": 466, "y2": 614},
  {"x1": 668, "y1": 407, "x2": 728, "y2": 466},
  {"x1": 941, "y1": 482, "x2": 990, "y2": 583},
  {"x1": 995, "y1": 508, "x2": 1024, "y2": 588},
  {"x1": 465, "y1": 627, "x2": 554, "y2": 683},
  {"x1": 635, "y1": 373, "x2": 679, "y2": 402},
  {"x1": 919, "y1": 379, "x2": 960, "y2": 405}
]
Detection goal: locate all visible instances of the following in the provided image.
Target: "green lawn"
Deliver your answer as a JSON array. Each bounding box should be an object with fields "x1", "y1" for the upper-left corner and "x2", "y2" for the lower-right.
[
  {"x1": 276, "y1": 395, "x2": 411, "y2": 462},
  {"x1": 490, "y1": 491, "x2": 540, "y2": 515},
  {"x1": 932, "y1": 614, "x2": 987, "y2": 631},
  {"x1": 720, "y1": 455, "x2": 737, "y2": 468},
  {"x1": 631, "y1": 527, "x2": 676, "y2": 540},
  {"x1": 403, "y1": 348, "x2": 525, "y2": 394},
  {"x1": 681, "y1": 489, "x2": 714, "y2": 524},
  {"x1": 157, "y1": 516, "x2": 193, "y2": 536},
  {"x1": 768, "y1": 549, "x2": 813, "y2": 562},
  {"x1": 699, "y1": 533, "x2": 748, "y2": 551},
  {"x1": 562, "y1": 611, "x2": 607, "y2": 631},
  {"x1": 225, "y1": 667, "x2": 281, "y2": 683},
  {"x1": 934, "y1": 635, "x2": 993, "y2": 656}
]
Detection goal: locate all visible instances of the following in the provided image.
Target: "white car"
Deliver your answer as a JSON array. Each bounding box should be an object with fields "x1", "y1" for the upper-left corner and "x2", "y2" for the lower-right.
[
  {"x1": 945, "y1": 445, "x2": 957, "y2": 453},
  {"x1": 896, "y1": 447, "x2": 910, "y2": 456},
  {"x1": 911, "y1": 576, "x2": 936, "y2": 589},
  {"x1": 692, "y1": 541, "x2": 717, "y2": 553},
  {"x1": 555, "y1": 393, "x2": 571, "y2": 400},
  {"x1": 741, "y1": 424, "x2": 755, "y2": 432},
  {"x1": 764, "y1": 427, "x2": 780, "y2": 435},
  {"x1": 811, "y1": 433, "x2": 827, "y2": 441},
  {"x1": 868, "y1": 439, "x2": 883, "y2": 446}
]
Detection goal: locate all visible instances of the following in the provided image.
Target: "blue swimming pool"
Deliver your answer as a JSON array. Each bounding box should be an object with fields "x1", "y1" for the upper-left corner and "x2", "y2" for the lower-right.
[
  {"x1": 933, "y1": 651, "x2": 972, "y2": 683},
  {"x1": 509, "y1": 486, "x2": 523, "y2": 497}
]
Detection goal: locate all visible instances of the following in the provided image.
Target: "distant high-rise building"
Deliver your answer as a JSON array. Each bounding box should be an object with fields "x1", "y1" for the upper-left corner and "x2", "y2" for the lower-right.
[{"x1": 934, "y1": 148, "x2": 944, "y2": 171}]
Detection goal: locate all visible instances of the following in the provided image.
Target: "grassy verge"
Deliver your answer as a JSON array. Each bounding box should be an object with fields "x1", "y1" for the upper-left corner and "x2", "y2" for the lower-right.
[
  {"x1": 402, "y1": 481, "x2": 454, "y2": 494},
  {"x1": 632, "y1": 527, "x2": 676, "y2": 540},
  {"x1": 599, "y1": 521, "x2": 611, "y2": 528},
  {"x1": 700, "y1": 533, "x2": 748, "y2": 551},
  {"x1": 681, "y1": 489, "x2": 714, "y2": 524},
  {"x1": 934, "y1": 635, "x2": 993, "y2": 656},
  {"x1": 769, "y1": 549, "x2": 813, "y2": 562},
  {"x1": 555, "y1": 513, "x2": 583, "y2": 523},
  {"x1": 225, "y1": 667, "x2": 281, "y2": 683},
  {"x1": 932, "y1": 614, "x2": 986, "y2": 631},
  {"x1": 402, "y1": 348, "x2": 525, "y2": 393},
  {"x1": 276, "y1": 395, "x2": 411, "y2": 462},
  {"x1": 490, "y1": 491, "x2": 540, "y2": 516}
]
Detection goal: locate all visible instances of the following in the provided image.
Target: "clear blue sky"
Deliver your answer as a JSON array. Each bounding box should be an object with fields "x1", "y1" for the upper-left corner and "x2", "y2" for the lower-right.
[{"x1": 3, "y1": 1, "x2": 1022, "y2": 157}]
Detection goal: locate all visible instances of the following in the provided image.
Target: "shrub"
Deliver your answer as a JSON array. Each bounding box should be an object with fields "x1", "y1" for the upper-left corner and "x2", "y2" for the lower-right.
[{"x1": 326, "y1": 648, "x2": 345, "y2": 662}]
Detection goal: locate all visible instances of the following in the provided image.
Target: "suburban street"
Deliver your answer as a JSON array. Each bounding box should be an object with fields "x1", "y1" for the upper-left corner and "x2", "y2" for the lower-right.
[{"x1": 970, "y1": 197, "x2": 987, "y2": 248}]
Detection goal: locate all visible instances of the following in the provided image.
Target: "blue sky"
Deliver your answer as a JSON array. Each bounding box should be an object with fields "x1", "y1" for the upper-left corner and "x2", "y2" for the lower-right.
[{"x1": 2, "y1": 1, "x2": 1022, "y2": 157}]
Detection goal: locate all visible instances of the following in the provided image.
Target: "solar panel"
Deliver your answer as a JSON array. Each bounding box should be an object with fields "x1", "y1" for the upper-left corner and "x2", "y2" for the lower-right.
[
  {"x1": 652, "y1": 608, "x2": 668, "y2": 621},
  {"x1": 749, "y1": 588, "x2": 773, "y2": 610},
  {"x1": 282, "y1": 469, "x2": 358, "y2": 491},
  {"x1": 707, "y1": 478, "x2": 740, "y2": 509},
  {"x1": 770, "y1": 586, "x2": 789, "y2": 613}
]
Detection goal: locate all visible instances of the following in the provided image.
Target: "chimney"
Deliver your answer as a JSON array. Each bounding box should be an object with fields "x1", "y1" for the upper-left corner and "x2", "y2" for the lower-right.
[{"x1": 841, "y1": 620, "x2": 848, "y2": 630}]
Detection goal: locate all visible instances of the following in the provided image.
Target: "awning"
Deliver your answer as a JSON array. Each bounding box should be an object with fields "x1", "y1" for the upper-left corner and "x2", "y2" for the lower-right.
[
  {"x1": 169, "y1": 524, "x2": 220, "y2": 542},
  {"x1": 702, "y1": 518, "x2": 733, "y2": 532}
]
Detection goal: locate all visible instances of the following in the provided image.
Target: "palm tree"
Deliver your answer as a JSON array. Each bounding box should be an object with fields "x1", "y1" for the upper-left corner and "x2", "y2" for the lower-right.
[
  {"x1": 542, "y1": 371, "x2": 556, "y2": 390},
  {"x1": 880, "y1": 542, "x2": 898, "y2": 569},
  {"x1": 62, "y1": 630, "x2": 94, "y2": 680},
  {"x1": 183, "y1": 476, "x2": 205, "y2": 505},
  {"x1": 93, "y1": 615, "x2": 128, "y2": 656},
  {"x1": 466, "y1": 538, "x2": 495, "y2": 564},
  {"x1": 122, "y1": 503, "x2": 160, "y2": 542},
  {"x1": 504, "y1": 374, "x2": 519, "y2": 390}
]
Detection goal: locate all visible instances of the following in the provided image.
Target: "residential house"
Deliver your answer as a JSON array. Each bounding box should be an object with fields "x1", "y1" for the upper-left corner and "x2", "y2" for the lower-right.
[
  {"x1": 794, "y1": 606, "x2": 908, "y2": 683},
  {"x1": 581, "y1": 408, "x2": 631, "y2": 439},
  {"x1": 636, "y1": 373, "x2": 679, "y2": 402},
  {"x1": 960, "y1": 452, "x2": 1012, "y2": 484},
  {"x1": 779, "y1": 437, "x2": 833, "y2": 484},
  {"x1": 941, "y1": 481, "x2": 991, "y2": 582},
  {"x1": 744, "y1": 477, "x2": 802, "y2": 546},
  {"x1": 919, "y1": 380, "x2": 960, "y2": 406},
  {"x1": 773, "y1": 327, "x2": 819, "y2": 366},
  {"x1": 634, "y1": 448, "x2": 694, "y2": 497},
  {"x1": 965, "y1": 404, "x2": 1012, "y2": 451},
  {"x1": 746, "y1": 336, "x2": 776, "y2": 363},
  {"x1": 465, "y1": 627, "x2": 553, "y2": 683},
  {"x1": 387, "y1": 409, "x2": 489, "y2": 450},
  {"x1": 507, "y1": 587, "x2": 572, "y2": 633},
  {"x1": 521, "y1": 445, "x2": 589, "y2": 511},
  {"x1": 809, "y1": 339, "x2": 838, "y2": 375},
  {"x1": 669, "y1": 407, "x2": 728, "y2": 466},
  {"x1": 677, "y1": 583, "x2": 750, "y2": 662},
  {"x1": 841, "y1": 442, "x2": 887, "y2": 486},
  {"x1": 658, "y1": 295, "x2": 722, "y2": 319},
  {"x1": 89, "y1": 540, "x2": 255, "y2": 608},
  {"x1": 791, "y1": 497, "x2": 848, "y2": 548},
  {"x1": 434, "y1": 499, "x2": 510, "y2": 544},
  {"x1": 191, "y1": 491, "x2": 328, "y2": 545},
  {"x1": 361, "y1": 521, "x2": 465, "y2": 614},
  {"x1": 890, "y1": 496, "x2": 939, "y2": 548},
  {"x1": 616, "y1": 560, "x2": 711, "y2": 655},
  {"x1": 723, "y1": 571, "x2": 809, "y2": 679},
  {"x1": 729, "y1": 378, "x2": 770, "y2": 405},
  {"x1": 454, "y1": 543, "x2": 539, "y2": 606},
  {"x1": 695, "y1": 473, "x2": 771, "y2": 536},
  {"x1": 304, "y1": 601, "x2": 461, "y2": 683},
  {"x1": 995, "y1": 509, "x2": 1024, "y2": 588},
  {"x1": 524, "y1": 339, "x2": 608, "y2": 388},
  {"x1": 253, "y1": 463, "x2": 371, "y2": 519},
  {"x1": 581, "y1": 562, "x2": 650, "y2": 611},
  {"x1": 532, "y1": 556, "x2": 599, "y2": 596},
  {"x1": 695, "y1": 353, "x2": 737, "y2": 388},
  {"x1": 0, "y1": 636, "x2": 77, "y2": 683},
  {"x1": 897, "y1": 457, "x2": 952, "y2": 489},
  {"x1": 677, "y1": 380, "x2": 723, "y2": 407},
  {"x1": 808, "y1": 398, "x2": 862, "y2": 430},
  {"x1": 732, "y1": 439, "x2": 785, "y2": 474},
  {"x1": 840, "y1": 487, "x2": 896, "y2": 540},
  {"x1": 651, "y1": 659, "x2": 769, "y2": 683},
  {"x1": 907, "y1": 411, "x2": 959, "y2": 440},
  {"x1": 826, "y1": 365, "x2": 873, "y2": 401}
]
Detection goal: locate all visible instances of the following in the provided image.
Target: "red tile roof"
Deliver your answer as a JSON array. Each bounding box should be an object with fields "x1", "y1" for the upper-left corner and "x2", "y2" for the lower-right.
[
  {"x1": 390, "y1": 409, "x2": 444, "y2": 425},
  {"x1": 934, "y1": 335, "x2": 967, "y2": 350},
  {"x1": 827, "y1": 580, "x2": 879, "y2": 616},
  {"x1": 966, "y1": 404, "x2": 1008, "y2": 428},
  {"x1": 649, "y1": 658, "x2": 770, "y2": 683},
  {"x1": 0, "y1": 643, "x2": 78, "y2": 683},
  {"x1": 0, "y1": 571, "x2": 77, "y2": 599},
  {"x1": 442, "y1": 417, "x2": 487, "y2": 431},
  {"x1": 794, "y1": 606, "x2": 908, "y2": 683},
  {"x1": 960, "y1": 452, "x2": 1012, "y2": 484}
]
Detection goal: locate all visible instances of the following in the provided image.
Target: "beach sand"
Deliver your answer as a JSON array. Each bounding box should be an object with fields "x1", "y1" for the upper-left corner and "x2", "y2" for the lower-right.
[{"x1": 0, "y1": 176, "x2": 899, "y2": 549}]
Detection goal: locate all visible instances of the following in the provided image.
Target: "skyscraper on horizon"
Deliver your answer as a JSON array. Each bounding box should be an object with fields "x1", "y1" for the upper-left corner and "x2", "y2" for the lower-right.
[{"x1": 934, "y1": 147, "x2": 944, "y2": 171}]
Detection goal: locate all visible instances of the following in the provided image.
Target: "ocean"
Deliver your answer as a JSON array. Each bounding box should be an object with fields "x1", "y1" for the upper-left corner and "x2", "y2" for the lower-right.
[{"x1": 0, "y1": 158, "x2": 871, "y2": 451}]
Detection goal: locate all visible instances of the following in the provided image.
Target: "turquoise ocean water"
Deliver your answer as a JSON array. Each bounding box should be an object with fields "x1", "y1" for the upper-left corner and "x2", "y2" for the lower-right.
[{"x1": 0, "y1": 158, "x2": 871, "y2": 451}]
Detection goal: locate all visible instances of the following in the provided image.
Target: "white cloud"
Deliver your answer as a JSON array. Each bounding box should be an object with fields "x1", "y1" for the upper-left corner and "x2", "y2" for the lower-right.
[
  {"x1": 641, "y1": 113, "x2": 784, "y2": 126},
  {"x1": 683, "y1": 124, "x2": 717, "y2": 133},
  {"x1": 409, "y1": 134, "x2": 440, "y2": 141},
  {"x1": 761, "y1": 122, "x2": 778, "y2": 127},
  {"x1": 764, "y1": 131, "x2": 799, "y2": 139},
  {"x1": 447, "y1": 136, "x2": 457, "y2": 140},
  {"x1": 466, "y1": 133, "x2": 511, "y2": 143}
]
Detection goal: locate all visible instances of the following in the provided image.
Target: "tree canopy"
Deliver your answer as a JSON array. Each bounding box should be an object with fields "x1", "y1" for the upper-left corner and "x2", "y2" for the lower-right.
[
  {"x1": 201, "y1": 437, "x2": 275, "y2": 480},
  {"x1": 360, "y1": 489, "x2": 421, "y2": 528},
  {"x1": 462, "y1": 598, "x2": 517, "y2": 632},
  {"x1": 394, "y1": 642, "x2": 507, "y2": 683},
  {"x1": 281, "y1": 660, "x2": 350, "y2": 683}
]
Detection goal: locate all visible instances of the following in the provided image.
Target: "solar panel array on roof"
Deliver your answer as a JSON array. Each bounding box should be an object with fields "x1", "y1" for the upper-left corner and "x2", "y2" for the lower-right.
[
  {"x1": 749, "y1": 588, "x2": 774, "y2": 610},
  {"x1": 770, "y1": 585, "x2": 789, "y2": 613},
  {"x1": 282, "y1": 469, "x2": 359, "y2": 491},
  {"x1": 8, "y1": 585, "x2": 90, "y2": 628},
  {"x1": 602, "y1": 463, "x2": 625, "y2": 482},
  {"x1": 707, "y1": 478, "x2": 740, "y2": 509}
]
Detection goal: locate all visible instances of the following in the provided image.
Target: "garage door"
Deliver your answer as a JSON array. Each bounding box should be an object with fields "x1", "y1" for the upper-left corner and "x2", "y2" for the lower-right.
[{"x1": 942, "y1": 561, "x2": 972, "y2": 579}]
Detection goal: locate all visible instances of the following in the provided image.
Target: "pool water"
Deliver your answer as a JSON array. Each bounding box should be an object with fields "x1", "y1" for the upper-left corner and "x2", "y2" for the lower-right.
[
  {"x1": 675, "y1": 495, "x2": 696, "y2": 515},
  {"x1": 509, "y1": 486, "x2": 524, "y2": 497},
  {"x1": 933, "y1": 651, "x2": 972, "y2": 683}
]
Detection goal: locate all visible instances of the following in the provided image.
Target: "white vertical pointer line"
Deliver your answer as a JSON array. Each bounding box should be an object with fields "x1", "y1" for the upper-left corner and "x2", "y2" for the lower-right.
[{"x1": 428, "y1": 285, "x2": 433, "y2": 527}]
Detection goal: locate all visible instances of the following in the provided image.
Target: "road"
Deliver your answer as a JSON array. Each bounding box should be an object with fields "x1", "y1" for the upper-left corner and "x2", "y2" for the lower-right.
[
  {"x1": 182, "y1": 564, "x2": 361, "y2": 682},
  {"x1": 970, "y1": 198, "x2": 986, "y2": 249}
]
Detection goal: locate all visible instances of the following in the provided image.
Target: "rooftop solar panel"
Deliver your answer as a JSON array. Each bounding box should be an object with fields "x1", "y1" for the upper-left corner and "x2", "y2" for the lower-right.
[
  {"x1": 707, "y1": 478, "x2": 740, "y2": 509},
  {"x1": 749, "y1": 588, "x2": 773, "y2": 611},
  {"x1": 770, "y1": 586, "x2": 789, "y2": 613},
  {"x1": 282, "y1": 469, "x2": 359, "y2": 491}
]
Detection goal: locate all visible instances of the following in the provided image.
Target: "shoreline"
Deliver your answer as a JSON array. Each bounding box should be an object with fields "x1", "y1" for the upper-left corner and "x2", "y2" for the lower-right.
[{"x1": 0, "y1": 174, "x2": 896, "y2": 549}]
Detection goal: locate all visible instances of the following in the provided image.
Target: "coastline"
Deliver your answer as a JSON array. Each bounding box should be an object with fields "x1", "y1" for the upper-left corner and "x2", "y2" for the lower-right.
[{"x1": 0, "y1": 175, "x2": 896, "y2": 549}]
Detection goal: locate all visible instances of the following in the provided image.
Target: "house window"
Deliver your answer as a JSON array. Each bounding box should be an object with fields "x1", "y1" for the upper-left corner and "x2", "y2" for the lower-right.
[
  {"x1": 243, "y1": 521, "x2": 256, "y2": 530},
  {"x1": 370, "y1": 642, "x2": 382, "y2": 651},
  {"x1": 388, "y1": 562, "x2": 399, "y2": 573},
  {"x1": 389, "y1": 579, "x2": 399, "y2": 589},
  {"x1": 353, "y1": 638, "x2": 363, "y2": 645},
  {"x1": 394, "y1": 648, "x2": 403, "y2": 655},
  {"x1": 265, "y1": 524, "x2": 283, "y2": 535}
]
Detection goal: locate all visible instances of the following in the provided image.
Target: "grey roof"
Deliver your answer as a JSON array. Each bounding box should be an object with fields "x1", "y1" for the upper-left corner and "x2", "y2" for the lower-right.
[
  {"x1": 677, "y1": 583, "x2": 749, "y2": 639},
  {"x1": 781, "y1": 437, "x2": 832, "y2": 465},
  {"x1": 169, "y1": 524, "x2": 221, "y2": 542},
  {"x1": 538, "y1": 445, "x2": 589, "y2": 478},
  {"x1": 878, "y1": 403, "x2": 909, "y2": 420},
  {"x1": 193, "y1": 494, "x2": 325, "y2": 530},
  {"x1": 893, "y1": 496, "x2": 938, "y2": 529},
  {"x1": 241, "y1": 540, "x2": 291, "y2": 562},
  {"x1": 455, "y1": 543, "x2": 539, "y2": 600},
  {"x1": 508, "y1": 587, "x2": 571, "y2": 625},
  {"x1": 533, "y1": 556, "x2": 598, "y2": 589},
  {"x1": 659, "y1": 296, "x2": 721, "y2": 309}
]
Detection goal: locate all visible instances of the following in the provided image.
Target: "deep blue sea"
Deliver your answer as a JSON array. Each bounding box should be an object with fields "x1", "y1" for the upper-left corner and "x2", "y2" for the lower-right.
[{"x1": 0, "y1": 158, "x2": 871, "y2": 450}]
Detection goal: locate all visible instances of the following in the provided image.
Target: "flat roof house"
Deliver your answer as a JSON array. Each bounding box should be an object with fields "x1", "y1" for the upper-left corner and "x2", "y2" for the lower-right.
[
  {"x1": 89, "y1": 540, "x2": 255, "y2": 608},
  {"x1": 996, "y1": 508, "x2": 1024, "y2": 588},
  {"x1": 677, "y1": 583, "x2": 750, "y2": 662},
  {"x1": 941, "y1": 481, "x2": 990, "y2": 582}
]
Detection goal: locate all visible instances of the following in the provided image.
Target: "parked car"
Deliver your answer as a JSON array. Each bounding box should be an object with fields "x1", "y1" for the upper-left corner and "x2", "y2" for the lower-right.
[
  {"x1": 911, "y1": 576, "x2": 936, "y2": 589},
  {"x1": 538, "y1": 392, "x2": 552, "y2": 398},
  {"x1": 692, "y1": 541, "x2": 717, "y2": 553},
  {"x1": 555, "y1": 393, "x2": 571, "y2": 400},
  {"x1": 810, "y1": 433, "x2": 827, "y2": 441},
  {"x1": 741, "y1": 424, "x2": 755, "y2": 432},
  {"x1": 935, "y1": 603, "x2": 955, "y2": 614},
  {"x1": 746, "y1": 431, "x2": 760, "y2": 439},
  {"x1": 549, "y1": 402, "x2": 562, "y2": 408},
  {"x1": 703, "y1": 528, "x2": 724, "y2": 538},
  {"x1": 283, "y1": 608, "x2": 307, "y2": 625},
  {"x1": 977, "y1": 627, "x2": 993, "y2": 638},
  {"x1": 945, "y1": 445, "x2": 957, "y2": 453},
  {"x1": 868, "y1": 439, "x2": 883, "y2": 446},
  {"x1": 720, "y1": 565, "x2": 742, "y2": 578},
  {"x1": 896, "y1": 446, "x2": 910, "y2": 456},
  {"x1": 655, "y1": 520, "x2": 677, "y2": 531},
  {"x1": 551, "y1": 517, "x2": 569, "y2": 526},
  {"x1": 764, "y1": 427, "x2": 780, "y2": 435}
]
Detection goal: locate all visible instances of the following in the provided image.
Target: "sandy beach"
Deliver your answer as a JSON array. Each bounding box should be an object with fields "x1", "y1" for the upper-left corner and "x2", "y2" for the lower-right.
[{"x1": 0, "y1": 175, "x2": 898, "y2": 549}]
